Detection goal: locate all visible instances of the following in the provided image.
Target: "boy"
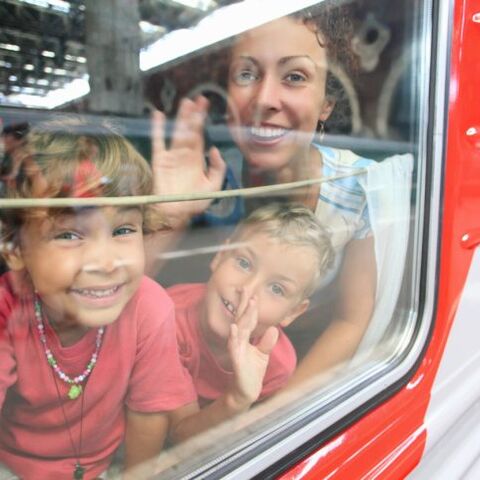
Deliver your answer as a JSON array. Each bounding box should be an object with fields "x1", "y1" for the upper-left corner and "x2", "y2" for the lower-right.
[{"x1": 168, "y1": 203, "x2": 334, "y2": 442}]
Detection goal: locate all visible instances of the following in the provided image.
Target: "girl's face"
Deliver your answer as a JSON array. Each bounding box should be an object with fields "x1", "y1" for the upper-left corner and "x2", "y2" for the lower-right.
[
  {"x1": 227, "y1": 16, "x2": 333, "y2": 173},
  {"x1": 8, "y1": 206, "x2": 145, "y2": 329}
]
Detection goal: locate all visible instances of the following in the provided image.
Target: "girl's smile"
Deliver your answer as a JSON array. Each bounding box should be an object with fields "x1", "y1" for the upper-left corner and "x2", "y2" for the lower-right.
[{"x1": 69, "y1": 282, "x2": 126, "y2": 308}]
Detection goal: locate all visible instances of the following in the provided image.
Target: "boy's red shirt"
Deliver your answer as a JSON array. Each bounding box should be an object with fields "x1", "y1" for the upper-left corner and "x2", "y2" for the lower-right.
[{"x1": 168, "y1": 283, "x2": 297, "y2": 405}]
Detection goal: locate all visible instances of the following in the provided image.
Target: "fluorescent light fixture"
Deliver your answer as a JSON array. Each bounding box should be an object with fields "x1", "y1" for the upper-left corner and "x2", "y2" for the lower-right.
[
  {"x1": 65, "y1": 54, "x2": 87, "y2": 64},
  {"x1": 42, "y1": 50, "x2": 55, "y2": 58},
  {"x1": 170, "y1": 0, "x2": 216, "y2": 11},
  {"x1": 140, "y1": 0, "x2": 323, "y2": 71},
  {"x1": 24, "y1": 64, "x2": 34, "y2": 71},
  {"x1": 0, "y1": 43, "x2": 20, "y2": 52},
  {"x1": 18, "y1": 0, "x2": 70, "y2": 14},
  {"x1": 4, "y1": 0, "x2": 324, "y2": 108},
  {"x1": 140, "y1": 20, "x2": 165, "y2": 35},
  {"x1": 3, "y1": 76, "x2": 90, "y2": 109}
]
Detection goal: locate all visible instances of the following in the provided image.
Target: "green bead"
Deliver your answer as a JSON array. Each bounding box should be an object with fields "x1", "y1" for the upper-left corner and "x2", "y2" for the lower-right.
[
  {"x1": 47, "y1": 357, "x2": 56, "y2": 366},
  {"x1": 74, "y1": 464, "x2": 85, "y2": 479},
  {"x1": 68, "y1": 384, "x2": 82, "y2": 400}
]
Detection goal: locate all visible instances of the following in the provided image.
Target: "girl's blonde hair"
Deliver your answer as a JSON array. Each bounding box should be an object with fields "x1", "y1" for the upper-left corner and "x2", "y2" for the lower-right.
[
  {"x1": 1, "y1": 116, "x2": 164, "y2": 244},
  {"x1": 231, "y1": 203, "x2": 335, "y2": 296}
]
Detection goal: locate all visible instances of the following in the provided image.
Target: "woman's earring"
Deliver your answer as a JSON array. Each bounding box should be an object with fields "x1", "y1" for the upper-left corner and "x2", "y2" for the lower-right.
[{"x1": 318, "y1": 121, "x2": 325, "y2": 141}]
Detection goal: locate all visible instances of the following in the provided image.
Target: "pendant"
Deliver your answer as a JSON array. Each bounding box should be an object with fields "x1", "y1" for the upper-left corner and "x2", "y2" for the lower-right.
[
  {"x1": 73, "y1": 463, "x2": 85, "y2": 479},
  {"x1": 68, "y1": 384, "x2": 83, "y2": 400}
]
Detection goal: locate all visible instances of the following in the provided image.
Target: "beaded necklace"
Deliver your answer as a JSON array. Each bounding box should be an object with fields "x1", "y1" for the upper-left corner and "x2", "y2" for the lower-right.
[{"x1": 34, "y1": 297, "x2": 105, "y2": 400}]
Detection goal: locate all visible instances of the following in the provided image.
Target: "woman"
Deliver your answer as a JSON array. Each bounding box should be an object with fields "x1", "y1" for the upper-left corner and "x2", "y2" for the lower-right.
[{"x1": 150, "y1": 4, "x2": 377, "y2": 386}]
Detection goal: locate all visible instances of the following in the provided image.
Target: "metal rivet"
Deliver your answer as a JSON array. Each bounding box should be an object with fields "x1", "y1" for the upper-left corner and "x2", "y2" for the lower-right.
[
  {"x1": 473, "y1": 13, "x2": 480, "y2": 23},
  {"x1": 466, "y1": 127, "x2": 478, "y2": 136},
  {"x1": 462, "y1": 233, "x2": 470, "y2": 242}
]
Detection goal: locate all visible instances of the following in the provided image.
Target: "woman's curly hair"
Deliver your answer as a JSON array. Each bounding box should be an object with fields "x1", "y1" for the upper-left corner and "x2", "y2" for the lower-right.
[{"x1": 291, "y1": 1, "x2": 358, "y2": 133}]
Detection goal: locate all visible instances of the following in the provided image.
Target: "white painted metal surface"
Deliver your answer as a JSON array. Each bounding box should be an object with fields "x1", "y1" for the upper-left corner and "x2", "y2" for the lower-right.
[{"x1": 408, "y1": 249, "x2": 480, "y2": 479}]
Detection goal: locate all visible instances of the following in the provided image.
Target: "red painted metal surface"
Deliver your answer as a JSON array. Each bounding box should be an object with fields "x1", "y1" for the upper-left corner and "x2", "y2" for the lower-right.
[{"x1": 278, "y1": 0, "x2": 480, "y2": 478}]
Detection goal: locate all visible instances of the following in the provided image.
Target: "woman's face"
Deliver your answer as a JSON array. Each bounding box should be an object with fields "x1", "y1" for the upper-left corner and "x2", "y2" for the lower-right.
[{"x1": 227, "y1": 16, "x2": 333, "y2": 173}]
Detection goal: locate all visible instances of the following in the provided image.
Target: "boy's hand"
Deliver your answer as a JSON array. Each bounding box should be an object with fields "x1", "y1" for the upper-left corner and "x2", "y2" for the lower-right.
[
  {"x1": 227, "y1": 291, "x2": 279, "y2": 411},
  {"x1": 151, "y1": 96, "x2": 226, "y2": 228}
]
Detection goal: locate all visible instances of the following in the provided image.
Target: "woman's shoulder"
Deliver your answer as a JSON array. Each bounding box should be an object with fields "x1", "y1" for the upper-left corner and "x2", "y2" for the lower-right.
[{"x1": 314, "y1": 144, "x2": 374, "y2": 172}]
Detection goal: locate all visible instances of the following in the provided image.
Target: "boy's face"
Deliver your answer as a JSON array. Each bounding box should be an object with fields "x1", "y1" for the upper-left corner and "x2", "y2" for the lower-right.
[
  {"x1": 203, "y1": 230, "x2": 317, "y2": 343},
  {"x1": 8, "y1": 206, "x2": 145, "y2": 328}
]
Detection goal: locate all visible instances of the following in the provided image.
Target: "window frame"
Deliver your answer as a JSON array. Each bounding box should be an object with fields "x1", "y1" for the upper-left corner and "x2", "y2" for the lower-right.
[
  {"x1": 0, "y1": 0, "x2": 453, "y2": 477},
  {"x1": 147, "y1": 0, "x2": 452, "y2": 477}
]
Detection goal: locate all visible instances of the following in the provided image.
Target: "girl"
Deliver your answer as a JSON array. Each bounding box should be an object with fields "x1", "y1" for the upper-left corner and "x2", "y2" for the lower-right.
[
  {"x1": 0, "y1": 118, "x2": 196, "y2": 479},
  {"x1": 151, "y1": 2, "x2": 376, "y2": 385}
]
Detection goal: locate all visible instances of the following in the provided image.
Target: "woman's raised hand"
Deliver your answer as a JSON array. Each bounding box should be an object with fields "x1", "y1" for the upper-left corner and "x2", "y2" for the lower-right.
[{"x1": 151, "y1": 96, "x2": 226, "y2": 228}]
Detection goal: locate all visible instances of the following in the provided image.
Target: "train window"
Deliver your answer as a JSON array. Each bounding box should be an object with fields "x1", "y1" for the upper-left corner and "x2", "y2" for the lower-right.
[{"x1": 0, "y1": 0, "x2": 433, "y2": 478}]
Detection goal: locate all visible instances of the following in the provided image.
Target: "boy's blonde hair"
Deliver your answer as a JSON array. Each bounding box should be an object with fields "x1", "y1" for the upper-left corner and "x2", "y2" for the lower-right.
[
  {"x1": 1, "y1": 116, "x2": 164, "y2": 244},
  {"x1": 231, "y1": 203, "x2": 335, "y2": 296}
]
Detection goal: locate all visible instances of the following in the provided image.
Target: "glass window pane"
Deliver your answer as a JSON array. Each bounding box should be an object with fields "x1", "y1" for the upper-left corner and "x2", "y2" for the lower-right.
[{"x1": 0, "y1": 0, "x2": 432, "y2": 477}]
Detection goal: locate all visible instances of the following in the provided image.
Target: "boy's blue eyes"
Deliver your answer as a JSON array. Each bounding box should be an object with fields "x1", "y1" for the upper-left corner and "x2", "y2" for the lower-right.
[
  {"x1": 270, "y1": 283, "x2": 285, "y2": 296},
  {"x1": 113, "y1": 226, "x2": 137, "y2": 236},
  {"x1": 234, "y1": 256, "x2": 286, "y2": 297},
  {"x1": 236, "y1": 256, "x2": 251, "y2": 270}
]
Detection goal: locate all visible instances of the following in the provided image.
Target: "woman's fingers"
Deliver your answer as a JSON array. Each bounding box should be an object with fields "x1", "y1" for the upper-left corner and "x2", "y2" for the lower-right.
[
  {"x1": 171, "y1": 96, "x2": 208, "y2": 151},
  {"x1": 151, "y1": 110, "x2": 166, "y2": 158},
  {"x1": 207, "y1": 146, "x2": 227, "y2": 190}
]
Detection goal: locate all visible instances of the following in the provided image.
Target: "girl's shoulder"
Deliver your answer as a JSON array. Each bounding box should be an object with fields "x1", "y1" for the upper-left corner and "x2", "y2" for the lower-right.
[
  {"x1": 125, "y1": 276, "x2": 175, "y2": 322},
  {"x1": 0, "y1": 272, "x2": 27, "y2": 323}
]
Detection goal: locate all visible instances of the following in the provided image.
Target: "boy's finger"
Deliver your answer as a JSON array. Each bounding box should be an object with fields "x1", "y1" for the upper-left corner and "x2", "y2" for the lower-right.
[
  {"x1": 228, "y1": 324, "x2": 242, "y2": 364},
  {"x1": 245, "y1": 297, "x2": 258, "y2": 333},
  {"x1": 256, "y1": 326, "x2": 279, "y2": 356},
  {"x1": 229, "y1": 323, "x2": 239, "y2": 347},
  {"x1": 237, "y1": 297, "x2": 258, "y2": 337},
  {"x1": 235, "y1": 287, "x2": 250, "y2": 321},
  {"x1": 151, "y1": 110, "x2": 166, "y2": 157}
]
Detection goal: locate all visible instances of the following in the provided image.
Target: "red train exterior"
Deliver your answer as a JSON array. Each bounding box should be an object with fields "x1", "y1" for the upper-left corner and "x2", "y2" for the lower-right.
[{"x1": 279, "y1": 1, "x2": 480, "y2": 477}]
